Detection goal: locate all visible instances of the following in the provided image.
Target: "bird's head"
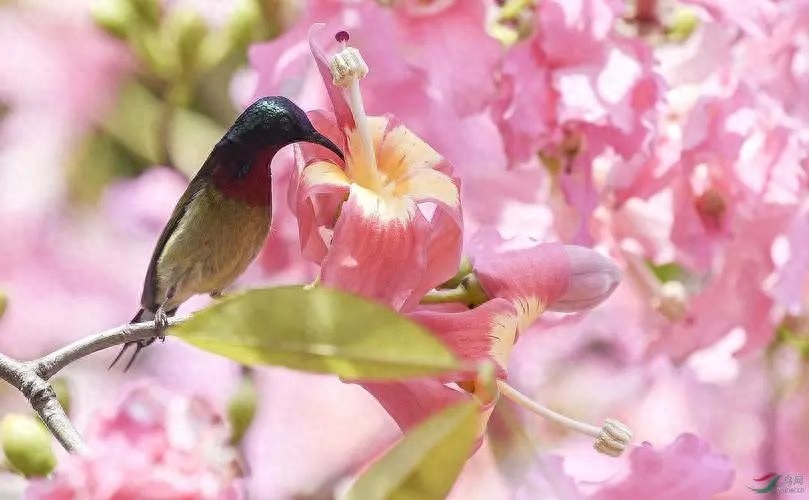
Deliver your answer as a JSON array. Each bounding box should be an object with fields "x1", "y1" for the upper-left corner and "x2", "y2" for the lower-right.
[{"x1": 224, "y1": 96, "x2": 343, "y2": 160}]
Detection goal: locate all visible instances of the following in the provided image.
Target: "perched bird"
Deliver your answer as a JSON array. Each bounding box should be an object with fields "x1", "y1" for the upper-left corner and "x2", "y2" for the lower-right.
[{"x1": 110, "y1": 96, "x2": 343, "y2": 370}]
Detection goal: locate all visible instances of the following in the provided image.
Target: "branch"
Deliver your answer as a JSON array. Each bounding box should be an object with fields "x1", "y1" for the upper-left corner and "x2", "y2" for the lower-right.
[
  {"x1": 0, "y1": 316, "x2": 189, "y2": 453},
  {"x1": 34, "y1": 315, "x2": 188, "y2": 380},
  {"x1": 0, "y1": 353, "x2": 85, "y2": 453}
]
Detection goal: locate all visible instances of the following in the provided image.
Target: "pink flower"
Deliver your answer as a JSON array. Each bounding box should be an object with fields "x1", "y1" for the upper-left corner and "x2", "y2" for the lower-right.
[
  {"x1": 27, "y1": 385, "x2": 242, "y2": 500},
  {"x1": 491, "y1": 0, "x2": 663, "y2": 243},
  {"x1": 290, "y1": 27, "x2": 463, "y2": 311},
  {"x1": 767, "y1": 201, "x2": 809, "y2": 314},
  {"x1": 360, "y1": 230, "x2": 623, "y2": 446},
  {"x1": 593, "y1": 433, "x2": 734, "y2": 500}
]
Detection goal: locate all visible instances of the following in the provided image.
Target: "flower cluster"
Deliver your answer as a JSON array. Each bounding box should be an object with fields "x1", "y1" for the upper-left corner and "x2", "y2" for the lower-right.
[{"x1": 26, "y1": 385, "x2": 242, "y2": 499}]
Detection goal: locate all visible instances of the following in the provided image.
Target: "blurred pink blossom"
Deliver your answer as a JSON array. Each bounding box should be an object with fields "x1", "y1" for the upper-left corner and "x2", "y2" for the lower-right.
[
  {"x1": 27, "y1": 385, "x2": 242, "y2": 499},
  {"x1": 593, "y1": 433, "x2": 734, "y2": 499}
]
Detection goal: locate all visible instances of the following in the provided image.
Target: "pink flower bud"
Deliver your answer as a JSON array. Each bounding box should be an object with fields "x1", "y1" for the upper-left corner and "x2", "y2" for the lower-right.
[{"x1": 548, "y1": 246, "x2": 622, "y2": 312}]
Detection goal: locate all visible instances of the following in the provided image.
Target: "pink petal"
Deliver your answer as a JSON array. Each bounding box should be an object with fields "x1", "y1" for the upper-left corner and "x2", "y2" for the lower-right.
[
  {"x1": 299, "y1": 109, "x2": 347, "y2": 165},
  {"x1": 593, "y1": 434, "x2": 735, "y2": 500},
  {"x1": 469, "y1": 229, "x2": 572, "y2": 329},
  {"x1": 492, "y1": 41, "x2": 556, "y2": 165},
  {"x1": 549, "y1": 246, "x2": 622, "y2": 312},
  {"x1": 360, "y1": 379, "x2": 471, "y2": 432},
  {"x1": 290, "y1": 149, "x2": 350, "y2": 265},
  {"x1": 308, "y1": 24, "x2": 355, "y2": 133},
  {"x1": 767, "y1": 201, "x2": 809, "y2": 313},
  {"x1": 407, "y1": 298, "x2": 518, "y2": 378},
  {"x1": 319, "y1": 185, "x2": 431, "y2": 309},
  {"x1": 393, "y1": 0, "x2": 501, "y2": 116}
]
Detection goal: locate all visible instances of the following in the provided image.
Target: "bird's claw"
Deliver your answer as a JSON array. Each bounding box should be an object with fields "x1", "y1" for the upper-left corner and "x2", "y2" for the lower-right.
[{"x1": 154, "y1": 308, "x2": 168, "y2": 342}]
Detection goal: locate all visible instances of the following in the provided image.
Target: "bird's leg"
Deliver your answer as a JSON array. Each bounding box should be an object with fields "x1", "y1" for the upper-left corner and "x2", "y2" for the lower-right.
[
  {"x1": 154, "y1": 306, "x2": 168, "y2": 342},
  {"x1": 154, "y1": 286, "x2": 175, "y2": 342}
]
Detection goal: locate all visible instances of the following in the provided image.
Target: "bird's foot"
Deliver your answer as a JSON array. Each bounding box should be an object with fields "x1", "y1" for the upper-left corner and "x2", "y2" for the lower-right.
[{"x1": 154, "y1": 307, "x2": 169, "y2": 342}]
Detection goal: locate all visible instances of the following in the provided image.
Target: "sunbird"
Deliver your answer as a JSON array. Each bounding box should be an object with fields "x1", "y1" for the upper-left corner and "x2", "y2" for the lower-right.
[{"x1": 110, "y1": 96, "x2": 343, "y2": 370}]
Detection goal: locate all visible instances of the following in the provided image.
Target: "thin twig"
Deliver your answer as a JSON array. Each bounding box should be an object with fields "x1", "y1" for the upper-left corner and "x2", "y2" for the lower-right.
[
  {"x1": 35, "y1": 315, "x2": 188, "y2": 380},
  {"x1": 0, "y1": 316, "x2": 189, "y2": 453}
]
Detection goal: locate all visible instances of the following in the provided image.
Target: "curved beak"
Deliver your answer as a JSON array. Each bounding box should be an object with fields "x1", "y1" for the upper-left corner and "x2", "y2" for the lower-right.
[{"x1": 306, "y1": 131, "x2": 344, "y2": 161}]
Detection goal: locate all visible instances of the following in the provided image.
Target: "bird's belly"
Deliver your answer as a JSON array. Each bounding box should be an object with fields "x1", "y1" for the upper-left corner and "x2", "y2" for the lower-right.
[{"x1": 155, "y1": 187, "x2": 271, "y2": 310}]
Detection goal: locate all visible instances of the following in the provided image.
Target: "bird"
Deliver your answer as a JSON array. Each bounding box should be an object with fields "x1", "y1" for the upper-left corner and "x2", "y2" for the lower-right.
[{"x1": 110, "y1": 96, "x2": 343, "y2": 371}]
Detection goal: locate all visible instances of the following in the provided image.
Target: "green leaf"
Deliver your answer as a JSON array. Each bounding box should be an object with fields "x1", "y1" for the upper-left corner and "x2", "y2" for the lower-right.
[
  {"x1": 171, "y1": 286, "x2": 460, "y2": 379},
  {"x1": 344, "y1": 401, "x2": 479, "y2": 500}
]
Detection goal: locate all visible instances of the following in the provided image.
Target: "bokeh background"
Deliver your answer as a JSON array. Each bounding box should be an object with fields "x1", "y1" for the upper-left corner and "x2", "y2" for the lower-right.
[{"x1": 1, "y1": 0, "x2": 809, "y2": 498}]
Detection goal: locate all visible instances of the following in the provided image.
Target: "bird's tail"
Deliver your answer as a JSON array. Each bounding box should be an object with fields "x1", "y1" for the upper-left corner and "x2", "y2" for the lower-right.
[{"x1": 108, "y1": 309, "x2": 156, "y2": 372}]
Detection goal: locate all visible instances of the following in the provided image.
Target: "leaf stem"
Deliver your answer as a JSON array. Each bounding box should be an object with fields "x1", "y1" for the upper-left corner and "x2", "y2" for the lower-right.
[{"x1": 420, "y1": 286, "x2": 471, "y2": 305}]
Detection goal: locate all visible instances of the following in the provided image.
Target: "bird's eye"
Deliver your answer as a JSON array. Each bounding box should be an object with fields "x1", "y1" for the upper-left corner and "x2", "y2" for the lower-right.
[{"x1": 279, "y1": 115, "x2": 292, "y2": 131}]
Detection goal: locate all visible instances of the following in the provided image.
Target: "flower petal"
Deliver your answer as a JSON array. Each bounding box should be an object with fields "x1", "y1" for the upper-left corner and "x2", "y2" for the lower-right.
[
  {"x1": 400, "y1": 203, "x2": 463, "y2": 312},
  {"x1": 360, "y1": 379, "x2": 471, "y2": 432},
  {"x1": 469, "y1": 229, "x2": 572, "y2": 331},
  {"x1": 548, "y1": 246, "x2": 622, "y2": 312},
  {"x1": 299, "y1": 109, "x2": 347, "y2": 165},
  {"x1": 308, "y1": 24, "x2": 355, "y2": 133},
  {"x1": 291, "y1": 148, "x2": 350, "y2": 264},
  {"x1": 407, "y1": 298, "x2": 518, "y2": 378},
  {"x1": 320, "y1": 185, "x2": 430, "y2": 309}
]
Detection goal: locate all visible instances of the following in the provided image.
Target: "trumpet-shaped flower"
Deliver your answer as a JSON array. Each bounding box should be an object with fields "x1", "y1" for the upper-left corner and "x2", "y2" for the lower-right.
[
  {"x1": 361, "y1": 231, "x2": 627, "y2": 457},
  {"x1": 290, "y1": 27, "x2": 463, "y2": 311}
]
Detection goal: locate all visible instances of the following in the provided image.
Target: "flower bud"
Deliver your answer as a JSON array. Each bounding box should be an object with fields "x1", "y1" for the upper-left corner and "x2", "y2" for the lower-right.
[
  {"x1": 666, "y1": 7, "x2": 700, "y2": 43},
  {"x1": 548, "y1": 246, "x2": 621, "y2": 312},
  {"x1": 91, "y1": 0, "x2": 136, "y2": 39},
  {"x1": 0, "y1": 290, "x2": 7, "y2": 321},
  {"x1": 1, "y1": 414, "x2": 56, "y2": 478},
  {"x1": 130, "y1": 0, "x2": 161, "y2": 26},
  {"x1": 166, "y1": 8, "x2": 209, "y2": 74},
  {"x1": 227, "y1": 372, "x2": 258, "y2": 445}
]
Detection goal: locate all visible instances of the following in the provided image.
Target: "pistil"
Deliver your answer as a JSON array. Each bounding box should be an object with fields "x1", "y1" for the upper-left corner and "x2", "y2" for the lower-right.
[{"x1": 329, "y1": 31, "x2": 380, "y2": 191}]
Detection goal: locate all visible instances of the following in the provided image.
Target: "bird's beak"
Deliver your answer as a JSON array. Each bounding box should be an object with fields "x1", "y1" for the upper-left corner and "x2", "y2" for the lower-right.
[{"x1": 306, "y1": 132, "x2": 344, "y2": 161}]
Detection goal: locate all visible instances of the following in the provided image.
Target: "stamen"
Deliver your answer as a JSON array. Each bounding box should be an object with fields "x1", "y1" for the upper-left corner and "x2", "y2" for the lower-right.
[
  {"x1": 497, "y1": 380, "x2": 632, "y2": 457},
  {"x1": 328, "y1": 35, "x2": 379, "y2": 185}
]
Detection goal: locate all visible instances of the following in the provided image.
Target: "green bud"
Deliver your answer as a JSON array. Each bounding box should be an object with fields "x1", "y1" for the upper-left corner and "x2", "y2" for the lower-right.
[
  {"x1": 166, "y1": 8, "x2": 209, "y2": 74},
  {"x1": 91, "y1": 0, "x2": 136, "y2": 39},
  {"x1": 0, "y1": 290, "x2": 7, "y2": 321},
  {"x1": 666, "y1": 8, "x2": 700, "y2": 43},
  {"x1": 133, "y1": 31, "x2": 175, "y2": 79},
  {"x1": 50, "y1": 379, "x2": 72, "y2": 417},
  {"x1": 227, "y1": 0, "x2": 262, "y2": 50},
  {"x1": 500, "y1": 0, "x2": 535, "y2": 20},
  {"x1": 1, "y1": 414, "x2": 56, "y2": 478},
  {"x1": 227, "y1": 372, "x2": 258, "y2": 445},
  {"x1": 130, "y1": 0, "x2": 162, "y2": 26}
]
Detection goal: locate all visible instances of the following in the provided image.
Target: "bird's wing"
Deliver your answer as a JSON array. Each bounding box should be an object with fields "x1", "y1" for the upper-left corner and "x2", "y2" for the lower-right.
[{"x1": 140, "y1": 155, "x2": 220, "y2": 311}]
